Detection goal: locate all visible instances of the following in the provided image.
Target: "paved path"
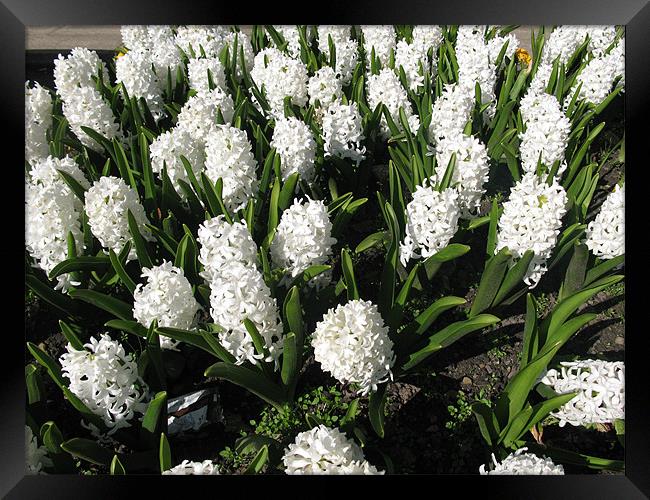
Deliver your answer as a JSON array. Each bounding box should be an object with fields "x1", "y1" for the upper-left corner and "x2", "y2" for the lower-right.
[{"x1": 27, "y1": 25, "x2": 535, "y2": 53}]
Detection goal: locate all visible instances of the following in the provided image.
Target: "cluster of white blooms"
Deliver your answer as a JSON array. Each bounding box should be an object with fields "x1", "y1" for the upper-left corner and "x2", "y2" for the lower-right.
[
  {"x1": 53, "y1": 47, "x2": 121, "y2": 149},
  {"x1": 174, "y1": 25, "x2": 229, "y2": 59},
  {"x1": 133, "y1": 261, "x2": 200, "y2": 350},
  {"x1": 479, "y1": 448, "x2": 565, "y2": 475},
  {"x1": 25, "y1": 81, "x2": 53, "y2": 164},
  {"x1": 455, "y1": 25, "x2": 497, "y2": 117},
  {"x1": 366, "y1": 68, "x2": 420, "y2": 139},
  {"x1": 307, "y1": 66, "x2": 343, "y2": 110},
  {"x1": 610, "y1": 38, "x2": 625, "y2": 89},
  {"x1": 270, "y1": 117, "x2": 317, "y2": 183},
  {"x1": 209, "y1": 262, "x2": 284, "y2": 367},
  {"x1": 120, "y1": 25, "x2": 151, "y2": 51},
  {"x1": 25, "y1": 156, "x2": 89, "y2": 292},
  {"x1": 84, "y1": 176, "x2": 153, "y2": 260},
  {"x1": 434, "y1": 133, "x2": 490, "y2": 215},
  {"x1": 519, "y1": 92, "x2": 570, "y2": 176},
  {"x1": 149, "y1": 127, "x2": 205, "y2": 197},
  {"x1": 270, "y1": 197, "x2": 337, "y2": 287},
  {"x1": 120, "y1": 26, "x2": 183, "y2": 83},
  {"x1": 316, "y1": 25, "x2": 359, "y2": 84},
  {"x1": 162, "y1": 460, "x2": 220, "y2": 475},
  {"x1": 541, "y1": 359, "x2": 625, "y2": 427},
  {"x1": 176, "y1": 88, "x2": 235, "y2": 142},
  {"x1": 399, "y1": 186, "x2": 460, "y2": 266},
  {"x1": 428, "y1": 83, "x2": 474, "y2": 144},
  {"x1": 197, "y1": 216, "x2": 258, "y2": 283},
  {"x1": 222, "y1": 31, "x2": 255, "y2": 82},
  {"x1": 495, "y1": 172, "x2": 568, "y2": 288},
  {"x1": 204, "y1": 124, "x2": 259, "y2": 212},
  {"x1": 566, "y1": 37, "x2": 626, "y2": 106},
  {"x1": 486, "y1": 29, "x2": 520, "y2": 64},
  {"x1": 585, "y1": 183, "x2": 625, "y2": 259},
  {"x1": 394, "y1": 39, "x2": 427, "y2": 92},
  {"x1": 25, "y1": 426, "x2": 52, "y2": 474},
  {"x1": 275, "y1": 25, "x2": 303, "y2": 58},
  {"x1": 115, "y1": 48, "x2": 164, "y2": 119},
  {"x1": 586, "y1": 26, "x2": 618, "y2": 58},
  {"x1": 197, "y1": 217, "x2": 283, "y2": 367},
  {"x1": 59, "y1": 334, "x2": 149, "y2": 435},
  {"x1": 187, "y1": 57, "x2": 227, "y2": 93},
  {"x1": 312, "y1": 299, "x2": 395, "y2": 395},
  {"x1": 412, "y1": 25, "x2": 444, "y2": 62},
  {"x1": 250, "y1": 47, "x2": 309, "y2": 118},
  {"x1": 283, "y1": 425, "x2": 384, "y2": 475},
  {"x1": 322, "y1": 101, "x2": 366, "y2": 164},
  {"x1": 361, "y1": 25, "x2": 396, "y2": 67}
]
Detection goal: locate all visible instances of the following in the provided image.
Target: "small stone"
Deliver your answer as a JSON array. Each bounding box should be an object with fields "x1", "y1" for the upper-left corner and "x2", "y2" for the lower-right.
[
  {"x1": 478, "y1": 363, "x2": 485, "y2": 369},
  {"x1": 461, "y1": 376, "x2": 472, "y2": 386},
  {"x1": 615, "y1": 336, "x2": 624, "y2": 346}
]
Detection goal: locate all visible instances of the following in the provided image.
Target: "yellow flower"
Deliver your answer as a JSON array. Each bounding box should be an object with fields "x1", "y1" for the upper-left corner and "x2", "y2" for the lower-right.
[
  {"x1": 515, "y1": 48, "x2": 531, "y2": 67},
  {"x1": 114, "y1": 49, "x2": 127, "y2": 60}
]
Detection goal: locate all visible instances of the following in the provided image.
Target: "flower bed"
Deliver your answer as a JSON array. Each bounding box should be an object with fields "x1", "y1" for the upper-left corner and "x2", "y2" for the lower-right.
[{"x1": 24, "y1": 24, "x2": 625, "y2": 475}]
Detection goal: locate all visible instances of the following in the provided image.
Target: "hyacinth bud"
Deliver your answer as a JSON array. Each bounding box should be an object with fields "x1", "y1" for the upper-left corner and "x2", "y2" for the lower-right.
[
  {"x1": 133, "y1": 261, "x2": 201, "y2": 350},
  {"x1": 162, "y1": 460, "x2": 220, "y2": 475},
  {"x1": 541, "y1": 359, "x2": 625, "y2": 427},
  {"x1": 25, "y1": 81, "x2": 53, "y2": 165},
  {"x1": 204, "y1": 124, "x2": 259, "y2": 212},
  {"x1": 270, "y1": 197, "x2": 337, "y2": 287},
  {"x1": 59, "y1": 334, "x2": 149, "y2": 435},
  {"x1": 282, "y1": 425, "x2": 384, "y2": 475},
  {"x1": 585, "y1": 183, "x2": 625, "y2": 260},
  {"x1": 400, "y1": 185, "x2": 461, "y2": 267},
  {"x1": 312, "y1": 299, "x2": 395, "y2": 396},
  {"x1": 250, "y1": 47, "x2": 309, "y2": 119},
  {"x1": 84, "y1": 176, "x2": 153, "y2": 260},
  {"x1": 495, "y1": 172, "x2": 568, "y2": 288},
  {"x1": 366, "y1": 68, "x2": 420, "y2": 140},
  {"x1": 322, "y1": 101, "x2": 366, "y2": 164},
  {"x1": 270, "y1": 116, "x2": 317, "y2": 183},
  {"x1": 480, "y1": 448, "x2": 565, "y2": 475}
]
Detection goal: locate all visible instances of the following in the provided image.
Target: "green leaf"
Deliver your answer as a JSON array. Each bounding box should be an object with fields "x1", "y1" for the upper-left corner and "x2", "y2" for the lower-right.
[
  {"x1": 412, "y1": 296, "x2": 467, "y2": 335},
  {"x1": 425, "y1": 243, "x2": 471, "y2": 263},
  {"x1": 61, "y1": 438, "x2": 114, "y2": 466},
  {"x1": 159, "y1": 433, "x2": 172, "y2": 472},
  {"x1": 26, "y1": 364, "x2": 44, "y2": 405},
  {"x1": 56, "y1": 169, "x2": 87, "y2": 202},
  {"x1": 105, "y1": 319, "x2": 148, "y2": 338},
  {"x1": 524, "y1": 443, "x2": 624, "y2": 472},
  {"x1": 279, "y1": 173, "x2": 299, "y2": 210},
  {"x1": 112, "y1": 139, "x2": 138, "y2": 191},
  {"x1": 243, "y1": 318, "x2": 273, "y2": 374},
  {"x1": 519, "y1": 294, "x2": 539, "y2": 369},
  {"x1": 355, "y1": 231, "x2": 386, "y2": 254},
  {"x1": 26, "y1": 273, "x2": 79, "y2": 316},
  {"x1": 584, "y1": 255, "x2": 624, "y2": 286},
  {"x1": 491, "y1": 249, "x2": 534, "y2": 306},
  {"x1": 486, "y1": 200, "x2": 500, "y2": 256},
  {"x1": 560, "y1": 244, "x2": 589, "y2": 300},
  {"x1": 341, "y1": 248, "x2": 359, "y2": 300},
  {"x1": 469, "y1": 248, "x2": 511, "y2": 317},
  {"x1": 268, "y1": 177, "x2": 281, "y2": 234},
  {"x1": 40, "y1": 421, "x2": 65, "y2": 455},
  {"x1": 141, "y1": 391, "x2": 167, "y2": 446},
  {"x1": 47, "y1": 256, "x2": 110, "y2": 280},
  {"x1": 471, "y1": 401, "x2": 499, "y2": 447},
  {"x1": 388, "y1": 262, "x2": 421, "y2": 330},
  {"x1": 108, "y1": 248, "x2": 137, "y2": 295},
  {"x1": 369, "y1": 383, "x2": 388, "y2": 438},
  {"x1": 379, "y1": 203, "x2": 400, "y2": 316},
  {"x1": 204, "y1": 362, "x2": 286, "y2": 409},
  {"x1": 110, "y1": 455, "x2": 126, "y2": 475},
  {"x1": 146, "y1": 224, "x2": 178, "y2": 259},
  {"x1": 287, "y1": 265, "x2": 331, "y2": 290},
  {"x1": 59, "y1": 320, "x2": 84, "y2": 351},
  {"x1": 244, "y1": 444, "x2": 269, "y2": 474},
  {"x1": 281, "y1": 332, "x2": 298, "y2": 400},
  {"x1": 69, "y1": 289, "x2": 134, "y2": 321},
  {"x1": 127, "y1": 209, "x2": 153, "y2": 269}
]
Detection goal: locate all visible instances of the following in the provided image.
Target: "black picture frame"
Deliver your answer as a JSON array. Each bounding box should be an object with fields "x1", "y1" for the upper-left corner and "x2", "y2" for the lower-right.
[{"x1": 5, "y1": 1, "x2": 649, "y2": 497}]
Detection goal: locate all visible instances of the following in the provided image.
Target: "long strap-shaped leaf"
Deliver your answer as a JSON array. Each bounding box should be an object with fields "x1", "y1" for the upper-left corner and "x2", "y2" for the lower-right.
[{"x1": 68, "y1": 289, "x2": 133, "y2": 321}]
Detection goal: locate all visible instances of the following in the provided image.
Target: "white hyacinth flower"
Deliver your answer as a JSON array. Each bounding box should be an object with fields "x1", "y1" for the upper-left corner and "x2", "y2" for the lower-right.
[
  {"x1": 187, "y1": 57, "x2": 227, "y2": 93},
  {"x1": 204, "y1": 124, "x2": 259, "y2": 212},
  {"x1": 361, "y1": 25, "x2": 396, "y2": 68},
  {"x1": 84, "y1": 176, "x2": 153, "y2": 260},
  {"x1": 133, "y1": 261, "x2": 201, "y2": 350},
  {"x1": 162, "y1": 460, "x2": 220, "y2": 475},
  {"x1": 495, "y1": 172, "x2": 568, "y2": 288},
  {"x1": 25, "y1": 156, "x2": 89, "y2": 292},
  {"x1": 62, "y1": 86, "x2": 121, "y2": 150},
  {"x1": 148, "y1": 26, "x2": 184, "y2": 87},
  {"x1": 120, "y1": 25, "x2": 152, "y2": 52},
  {"x1": 395, "y1": 26, "x2": 443, "y2": 92},
  {"x1": 486, "y1": 29, "x2": 520, "y2": 64},
  {"x1": 53, "y1": 47, "x2": 109, "y2": 102},
  {"x1": 283, "y1": 425, "x2": 384, "y2": 475},
  {"x1": 25, "y1": 81, "x2": 53, "y2": 164},
  {"x1": 316, "y1": 26, "x2": 359, "y2": 85},
  {"x1": 25, "y1": 426, "x2": 52, "y2": 475},
  {"x1": 366, "y1": 68, "x2": 420, "y2": 139},
  {"x1": 434, "y1": 132, "x2": 490, "y2": 216},
  {"x1": 479, "y1": 448, "x2": 565, "y2": 475},
  {"x1": 586, "y1": 26, "x2": 618, "y2": 58},
  {"x1": 270, "y1": 197, "x2": 337, "y2": 287},
  {"x1": 209, "y1": 262, "x2": 284, "y2": 368},
  {"x1": 308, "y1": 66, "x2": 343, "y2": 110},
  {"x1": 149, "y1": 127, "x2": 205, "y2": 198},
  {"x1": 275, "y1": 25, "x2": 303, "y2": 58},
  {"x1": 174, "y1": 25, "x2": 228, "y2": 59},
  {"x1": 59, "y1": 334, "x2": 149, "y2": 435},
  {"x1": 312, "y1": 299, "x2": 395, "y2": 395},
  {"x1": 250, "y1": 47, "x2": 309, "y2": 119},
  {"x1": 322, "y1": 100, "x2": 366, "y2": 164},
  {"x1": 270, "y1": 116, "x2": 317, "y2": 183},
  {"x1": 223, "y1": 31, "x2": 255, "y2": 82},
  {"x1": 585, "y1": 183, "x2": 625, "y2": 260},
  {"x1": 115, "y1": 48, "x2": 164, "y2": 120},
  {"x1": 519, "y1": 92, "x2": 570, "y2": 176},
  {"x1": 399, "y1": 186, "x2": 460, "y2": 267},
  {"x1": 541, "y1": 359, "x2": 624, "y2": 427},
  {"x1": 176, "y1": 88, "x2": 235, "y2": 142},
  {"x1": 428, "y1": 83, "x2": 474, "y2": 144},
  {"x1": 197, "y1": 216, "x2": 258, "y2": 284},
  {"x1": 541, "y1": 26, "x2": 590, "y2": 67}
]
